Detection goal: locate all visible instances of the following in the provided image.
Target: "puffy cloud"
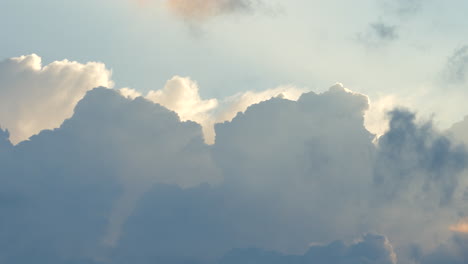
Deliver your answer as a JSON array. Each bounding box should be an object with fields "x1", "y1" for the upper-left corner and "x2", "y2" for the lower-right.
[
  {"x1": 165, "y1": 0, "x2": 262, "y2": 21},
  {"x1": 0, "y1": 54, "x2": 113, "y2": 144},
  {"x1": 214, "y1": 85, "x2": 305, "y2": 122},
  {"x1": 0, "y1": 88, "x2": 220, "y2": 263},
  {"x1": 1, "y1": 80, "x2": 468, "y2": 264},
  {"x1": 364, "y1": 95, "x2": 398, "y2": 137},
  {"x1": 144, "y1": 76, "x2": 304, "y2": 144},
  {"x1": 118, "y1": 87, "x2": 142, "y2": 99},
  {"x1": 146, "y1": 76, "x2": 218, "y2": 143},
  {"x1": 111, "y1": 86, "x2": 376, "y2": 263},
  {"x1": 374, "y1": 109, "x2": 467, "y2": 206}
]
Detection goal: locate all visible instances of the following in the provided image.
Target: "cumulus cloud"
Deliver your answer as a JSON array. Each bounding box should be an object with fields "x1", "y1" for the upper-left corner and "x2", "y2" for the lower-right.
[
  {"x1": 119, "y1": 87, "x2": 142, "y2": 99},
  {"x1": 145, "y1": 76, "x2": 218, "y2": 142},
  {"x1": 0, "y1": 88, "x2": 220, "y2": 262},
  {"x1": 1, "y1": 80, "x2": 468, "y2": 264},
  {"x1": 374, "y1": 109, "x2": 467, "y2": 206},
  {"x1": 164, "y1": 0, "x2": 262, "y2": 21},
  {"x1": 0, "y1": 54, "x2": 113, "y2": 144},
  {"x1": 364, "y1": 95, "x2": 398, "y2": 137},
  {"x1": 138, "y1": 76, "x2": 304, "y2": 144}
]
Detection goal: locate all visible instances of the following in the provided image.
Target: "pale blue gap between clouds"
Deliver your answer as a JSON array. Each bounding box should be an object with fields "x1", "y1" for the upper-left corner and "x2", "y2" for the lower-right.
[{"x1": 3, "y1": 0, "x2": 468, "y2": 109}]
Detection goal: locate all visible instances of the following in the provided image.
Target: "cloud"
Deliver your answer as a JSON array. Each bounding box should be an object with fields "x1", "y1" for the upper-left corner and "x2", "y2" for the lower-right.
[
  {"x1": 381, "y1": 0, "x2": 423, "y2": 18},
  {"x1": 1, "y1": 80, "x2": 468, "y2": 264},
  {"x1": 443, "y1": 45, "x2": 468, "y2": 85},
  {"x1": 364, "y1": 95, "x2": 398, "y2": 137},
  {"x1": 371, "y1": 22, "x2": 399, "y2": 41},
  {"x1": 119, "y1": 87, "x2": 142, "y2": 99},
  {"x1": 374, "y1": 109, "x2": 467, "y2": 206},
  {"x1": 358, "y1": 22, "x2": 399, "y2": 47},
  {"x1": 419, "y1": 234, "x2": 468, "y2": 264},
  {"x1": 0, "y1": 54, "x2": 113, "y2": 144},
  {"x1": 448, "y1": 115, "x2": 468, "y2": 145},
  {"x1": 219, "y1": 234, "x2": 397, "y2": 264},
  {"x1": 165, "y1": 0, "x2": 262, "y2": 21},
  {"x1": 0, "y1": 88, "x2": 220, "y2": 263},
  {"x1": 145, "y1": 76, "x2": 218, "y2": 143},
  {"x1": 138, "y1": 76, "x2": 304, "y2": 144},
  {"x1": 450, "y1": 219, "x2": 468, "y2": 233}
]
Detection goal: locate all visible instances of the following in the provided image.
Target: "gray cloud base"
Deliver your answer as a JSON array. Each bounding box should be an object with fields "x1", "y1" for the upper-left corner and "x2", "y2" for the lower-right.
[{"x1": 0, "y1": 86, "x2": 467, "y2": 264}]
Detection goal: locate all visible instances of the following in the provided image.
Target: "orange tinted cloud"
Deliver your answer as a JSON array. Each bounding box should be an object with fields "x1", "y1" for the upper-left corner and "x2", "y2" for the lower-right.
[
  {"x1": 166, "y1": 0, "x2": 254, "y2": 21},
  {"x1": 450, "y1": 219, "x2": 468, "y2": 233}
]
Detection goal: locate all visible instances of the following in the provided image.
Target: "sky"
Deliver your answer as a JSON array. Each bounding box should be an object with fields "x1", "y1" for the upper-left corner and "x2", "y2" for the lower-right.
[{"x1": 2, "y1": 0, "x2": 468, "y2": 264}]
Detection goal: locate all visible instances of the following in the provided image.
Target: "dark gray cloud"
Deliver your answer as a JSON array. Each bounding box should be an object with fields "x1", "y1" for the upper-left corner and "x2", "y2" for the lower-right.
[
  {"x1": 374, "y1": 109, "x2": 467, "y2": 206},
  {"x1": 0, "y1": 85, "x2": 468, "y2": 264}
]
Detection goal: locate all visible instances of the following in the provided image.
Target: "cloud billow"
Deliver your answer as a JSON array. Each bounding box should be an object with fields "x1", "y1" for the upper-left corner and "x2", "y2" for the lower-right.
[
  {"x1": 0, "y1": 84, "x2": 468, "y2": 263},
  {"x1": 0, "y1": 54, "x2": 113, "y2": 144}
]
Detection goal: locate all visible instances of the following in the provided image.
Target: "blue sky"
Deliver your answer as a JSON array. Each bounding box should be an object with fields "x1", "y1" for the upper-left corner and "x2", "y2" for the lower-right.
[{"x1": 3, "y1": 0, "x2": 468, "y2": 100}]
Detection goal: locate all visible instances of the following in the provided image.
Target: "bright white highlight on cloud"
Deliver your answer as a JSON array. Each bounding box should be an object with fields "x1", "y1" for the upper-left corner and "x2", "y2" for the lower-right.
[
  {"x1": 144, "y1": 76, "x2": 305, "y2": 144},
  {"x1": 119, "y1": 87, "x2": 142, "y2": 99},
  {"x1": 0, "y1": 54, "x2": 396, "y2": 147},
  {"x1": 365, "y1": 95, "x2": 398, "y2": 137},
  {"x1": 0, "y1": 54, "x2": 113, "y2": 144}
]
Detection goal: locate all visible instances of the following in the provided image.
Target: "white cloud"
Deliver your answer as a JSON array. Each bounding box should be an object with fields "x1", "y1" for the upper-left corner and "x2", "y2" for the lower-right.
[
  {"x1": 0, "y1": 55, "x2": 393, "y2": 147},
  {"x1": 119, "y1": 87, "x2": 142, "y2": 99},
  {"x1": 0, "y1": 54, "x2": 113, "y2": 144},
  {"x1": 364, "y1": 95, "x2": 398, "y2": 137},
  {"x1": 144, "y1": 76, "x2": 304, "y2": 144}
]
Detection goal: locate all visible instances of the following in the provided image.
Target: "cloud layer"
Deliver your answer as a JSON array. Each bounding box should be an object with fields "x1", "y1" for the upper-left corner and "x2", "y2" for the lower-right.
[{"x1": 1, "y1": 80, "x2": 468, "y2": 263}]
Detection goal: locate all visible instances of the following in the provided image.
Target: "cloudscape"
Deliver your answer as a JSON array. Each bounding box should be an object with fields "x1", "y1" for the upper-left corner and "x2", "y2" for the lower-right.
[{"x1": 2, "y1": 0, "x2": 468, "y2": 264}]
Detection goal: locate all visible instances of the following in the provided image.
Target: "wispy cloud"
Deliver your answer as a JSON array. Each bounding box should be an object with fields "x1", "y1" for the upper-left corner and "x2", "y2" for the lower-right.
[{"x1": 164, "y1": 0, "x2": 263, "y2": 21}]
